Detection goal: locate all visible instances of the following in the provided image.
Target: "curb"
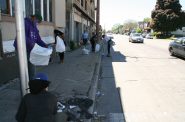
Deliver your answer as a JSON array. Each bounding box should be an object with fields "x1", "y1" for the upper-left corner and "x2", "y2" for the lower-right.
[{"x1": 88, "y1": 53, "x2": 102, "y2": 122}]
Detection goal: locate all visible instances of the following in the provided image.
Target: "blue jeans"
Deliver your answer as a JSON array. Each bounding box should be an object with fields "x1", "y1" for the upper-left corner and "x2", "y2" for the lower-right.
[{"x1": 27, "y1": 53, "x2": 36, "y2": 80}]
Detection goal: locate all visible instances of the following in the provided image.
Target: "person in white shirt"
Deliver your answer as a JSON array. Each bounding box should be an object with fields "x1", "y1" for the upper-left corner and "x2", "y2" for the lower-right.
[
  {"x1": 54, "y1": 29, "x2": 66, "y2": 64},
  {"x1": 81, "y1": 30, "x2": 89, "y2": 47},
  {"x1": 102, "y1": 34, "x2": 111, "y2": 57}
]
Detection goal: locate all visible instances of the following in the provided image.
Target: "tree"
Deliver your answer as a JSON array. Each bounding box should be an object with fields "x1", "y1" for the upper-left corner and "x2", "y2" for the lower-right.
[
  {"x1": 143, "y1": 18, "x2": 151, "y2": 23},
  {"x1": 112, "y1": 24, "x2": 123, "y2": 34},
  {"x1": 151, "y1": 0, "x2": 185, "y2": 34},
  {"x1": 136, "y1": 27, "x2": 143, "y2": 33},
  {"x1": 122, "y1": 20, "x2": 138, "y2": 32}
]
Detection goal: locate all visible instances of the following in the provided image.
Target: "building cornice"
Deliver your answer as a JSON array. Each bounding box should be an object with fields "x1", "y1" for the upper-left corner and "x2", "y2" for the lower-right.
[{"x1": 73, "y1": 1, "x2": 95, "y2": 23}]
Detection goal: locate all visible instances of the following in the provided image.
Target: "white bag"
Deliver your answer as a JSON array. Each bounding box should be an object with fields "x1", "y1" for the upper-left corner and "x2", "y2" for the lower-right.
[
  {"x1": 56, "y1": 36, "x2": 65, "y2": 53},
  {"x1": 95, "y1": 44, "x2": 100, "y2": 52},
  {"x1": 82, "y1": 48, "x2": 90, "y2": 55},
  {"x1": 30, "y1": 44, "x2": 53, "y2": 66}
]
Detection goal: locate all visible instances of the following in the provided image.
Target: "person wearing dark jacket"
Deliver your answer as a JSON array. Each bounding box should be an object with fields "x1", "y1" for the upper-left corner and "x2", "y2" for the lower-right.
[
  {"x1": 90, "y1": 32, "x2": 97, "y2": 52},
  {"x1": 15, "y1": 73, "x2": 57, "y2": 122}
]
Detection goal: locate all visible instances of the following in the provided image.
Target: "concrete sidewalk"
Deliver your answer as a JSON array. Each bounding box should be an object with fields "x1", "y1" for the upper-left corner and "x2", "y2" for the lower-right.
[{"x1": 0, "y1": 46, "x2": 101, "y2": 122}]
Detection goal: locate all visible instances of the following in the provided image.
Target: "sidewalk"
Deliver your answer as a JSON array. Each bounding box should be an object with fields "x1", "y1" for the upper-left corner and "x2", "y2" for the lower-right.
[{"x1": 0, "y1": 46, "x2": 101, "y2": 122}]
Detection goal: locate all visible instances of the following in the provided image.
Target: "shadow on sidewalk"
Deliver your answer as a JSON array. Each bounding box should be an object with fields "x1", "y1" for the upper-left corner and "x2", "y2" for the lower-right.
[{"x1": 92, "y1": 47, "x2": 126, "y2": 122}]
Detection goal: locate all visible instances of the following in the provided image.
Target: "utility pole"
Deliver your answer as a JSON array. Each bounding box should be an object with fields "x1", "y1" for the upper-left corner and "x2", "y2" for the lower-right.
[
  {"x1": 15, "y1": 0, "x2": 29, "y2": 96},
  {"x1": 96, "y1": 0, "x2": 100, "y2": 42}
]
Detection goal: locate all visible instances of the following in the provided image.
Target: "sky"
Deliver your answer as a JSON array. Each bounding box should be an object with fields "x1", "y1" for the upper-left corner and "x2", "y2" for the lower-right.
[{"x1": 100, "y1": 0, "x2": 185, "y2": 30}]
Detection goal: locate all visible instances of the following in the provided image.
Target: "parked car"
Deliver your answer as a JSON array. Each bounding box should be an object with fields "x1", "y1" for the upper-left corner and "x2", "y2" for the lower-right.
[
  {"x1": 107, "y1": 33, "x2": 114, "y2": 39},
  {"x1": 146, "y1": 33, "x2": 153, "y2": 39},
  {"x1": 169, "y1": 37, "x2": 185, "y2": 58},
  {"x1": 142, "y1": 33, "x2": 147, "y2": 38},
  {"x1": 129, "y1": 33, "x2": 144, "y2": 43}
]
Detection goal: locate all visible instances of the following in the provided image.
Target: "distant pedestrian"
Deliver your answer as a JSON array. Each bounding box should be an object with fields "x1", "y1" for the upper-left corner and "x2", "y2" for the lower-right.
[
  {"x1": 15, "y1": 73, "x2": 57, "y2": 122},
  {"x1": 90, "y1": 32, "x2": 97, "y2": 52},
  {"x1": 54, "y1": 29, "x2": 66, "y2": 64},
  {"x1": 81, "y1": 30, "x2": 89, "y2": 47},
  {"x1": 13, "y1": 14, "x2": 48, "y2": 80},
  {"x1": 102, "y1": 34, "x2": 111, "y2": 57}
]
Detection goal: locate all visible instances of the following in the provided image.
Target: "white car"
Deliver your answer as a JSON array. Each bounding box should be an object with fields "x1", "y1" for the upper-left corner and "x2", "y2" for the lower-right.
[
  {"x1": 129, "y1": 33, "x2": 144, "y2": 43},
  {"x1": 146, "y1": 34, "x2": 153, "y2": 39}
]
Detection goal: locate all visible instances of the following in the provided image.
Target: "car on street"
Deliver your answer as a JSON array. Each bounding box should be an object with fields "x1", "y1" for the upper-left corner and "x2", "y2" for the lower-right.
[
  {"x1": 146, "y1": 33, "x2": 153, "y2": 39},
  {"x1": 142, "y1": 33, "x2": 147, "y2": 38},
  {"x1": 107, "y1": 33, "x2": 114, "y2": 39},
  {"x1": 129, "y1": 33, "x2": 144, "y2": 43},
  {"x1": 169, "y1": 37, "x2": 185, "y2": 58}
]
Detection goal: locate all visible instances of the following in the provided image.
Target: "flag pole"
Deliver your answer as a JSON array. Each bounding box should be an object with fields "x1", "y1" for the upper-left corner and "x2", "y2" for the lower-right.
[{"x1": 15, "y1": 0, "x2": 29, "y2": 96}]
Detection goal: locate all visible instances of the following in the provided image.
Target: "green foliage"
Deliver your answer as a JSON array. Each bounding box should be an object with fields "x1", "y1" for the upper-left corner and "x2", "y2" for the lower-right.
[
  {"x1": 69, "y1": 41, "x2": 77, "y2": 50},
  {"x1": 112, "y1": 24, "x2": 123, "y2": 34},
  {"x1": 111, "y1": 20, "x2": 138, "y2": 34},
  {"x1": 123, "y1": 20, "x2": 137, "y2": 30},
  {"x1": 151, "y1": 0, "x2": 185, "y2": 34},
  {"x1": 136, "y1": 28, "x2": 143, "y2": 33},
  {"x1": 143, "y1": 18, "x2": 151, "y2": 23},
  {"x1": 152, "y1": 32, "x2": 158, "y2": 36}
]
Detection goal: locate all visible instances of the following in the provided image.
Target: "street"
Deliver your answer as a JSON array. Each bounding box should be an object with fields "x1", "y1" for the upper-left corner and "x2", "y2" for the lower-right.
[{"x1": 110, "y1": 35, "x2": 185, "y2": 122}]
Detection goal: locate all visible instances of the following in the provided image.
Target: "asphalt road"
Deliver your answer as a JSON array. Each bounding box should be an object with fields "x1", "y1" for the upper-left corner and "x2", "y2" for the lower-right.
[{"x1": 111, "y1": 35, "x2": 185, "y2": 122}]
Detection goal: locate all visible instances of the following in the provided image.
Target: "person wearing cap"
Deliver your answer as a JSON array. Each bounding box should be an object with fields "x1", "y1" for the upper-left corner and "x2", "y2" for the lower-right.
[
  {"x1": 15, "y1": 73, "x2": 57, "y2": 122},
  {"x1": 54, "y1": 29, "x2": 66, "y2": 64},
  {"x1": 13, "y1": 14, "x2": 48, "y2": 80}
]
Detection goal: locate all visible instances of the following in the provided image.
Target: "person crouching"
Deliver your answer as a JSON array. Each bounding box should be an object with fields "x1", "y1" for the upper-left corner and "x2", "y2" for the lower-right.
[{"x1": 15, "y1": 73, "x2": 57, "y2": 122}]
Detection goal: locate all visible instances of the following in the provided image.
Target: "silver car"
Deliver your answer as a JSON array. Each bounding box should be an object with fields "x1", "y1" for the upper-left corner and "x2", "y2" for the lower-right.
[
  {"x1": 169, "y1": 37, "x2": 185, "y2": 58},
  {"x1": 146, "y1": 33, "x2": 153, "y2": 39},
  {"x1": 129, "y1": 33, "x2": 144, "y2": 43}
]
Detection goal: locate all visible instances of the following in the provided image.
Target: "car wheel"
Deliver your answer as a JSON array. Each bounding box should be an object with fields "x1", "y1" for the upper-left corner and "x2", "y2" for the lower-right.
[{"x1": 169, "y1": 48, "x2": 174, "y2": 56}]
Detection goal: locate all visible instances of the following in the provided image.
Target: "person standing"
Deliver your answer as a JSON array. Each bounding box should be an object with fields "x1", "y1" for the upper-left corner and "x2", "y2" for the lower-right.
[
  {"x1": 102, "y1": 34, "x2": 111, "y2": 57},
  {"x1": 13, "y1": 14, "x2": 48, "y2": 80},
  {"x1": 15, "y1": 73, "x2": 58, "y2": 122},
  {"x1": 90, "y1": 32, "x2": 97, "y2": 52},
  {"x1": 81, "y1": 30, "x2": 89, "y2": 47},
  {"x1": 54, "y1": 29, "x2": 66, "y2": 64}
]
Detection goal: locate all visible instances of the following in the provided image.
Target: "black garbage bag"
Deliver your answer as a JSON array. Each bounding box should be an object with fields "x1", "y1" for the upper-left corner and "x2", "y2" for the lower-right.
[{"x1": 67, "y1": 97, "x2": 93, "y2": 119}]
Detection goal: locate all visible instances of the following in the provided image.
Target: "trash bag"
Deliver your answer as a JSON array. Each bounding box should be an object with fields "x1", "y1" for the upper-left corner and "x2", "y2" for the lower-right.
[
  {"x1": 95, "y1": 44, "x2": 100, "y2": 52},
  {"x1": 56, "y1": 36, "x2": 65, "y2": 52},
  {"x1": 30, "y1": 43, "x2": 53, "y2": 66},
  {"x1": 82, "y1": 48, "x2": 90, "y2": 55}
]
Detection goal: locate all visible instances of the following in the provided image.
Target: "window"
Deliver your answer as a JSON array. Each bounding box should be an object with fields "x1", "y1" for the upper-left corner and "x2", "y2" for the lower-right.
[
  {"x1": 49, "y1": 0, "x2": 52, "y2": 22},
  {"x1": 43, "y1": 0, "x2": 47, "y2": 21},
  {"x1": 85, "y1": 1, "x2": 87, "y2": 10},
  {"x1": 35, "y1": 0, "x2": 41, "y2": 15},
  {"x1": 0, "y1": 0, "x2": 15, "y2": 16},
  {"x1": 25, "y1": 0, "x2": 33, "y2": 17},
  {"x1": 0, "y1": 0, "x2": 9, "y2": 14},
  {"x1": 81, "y1": 0, "x2": 84, "y2": 6},
  {"x1": 175, "y1": 38, "x2": 182, "y2": 44},
  {"x1": 0, "y1": 0, "x2": 52, "y2": 21},
  {"x1": 25, "y1": 0, "x2": 52, "y2": 22},
  {"x1": 11, "y1": 0, "x2": 15, "y2": 16}
]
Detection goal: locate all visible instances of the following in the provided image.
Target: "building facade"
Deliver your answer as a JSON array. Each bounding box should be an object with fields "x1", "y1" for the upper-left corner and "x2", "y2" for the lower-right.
[
  {"x1": 66, "y1": 0, "x2": 96, "y2": 46},
  {"x1": 0, "y1": 0, "x2": 96, "y2": 83}
]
